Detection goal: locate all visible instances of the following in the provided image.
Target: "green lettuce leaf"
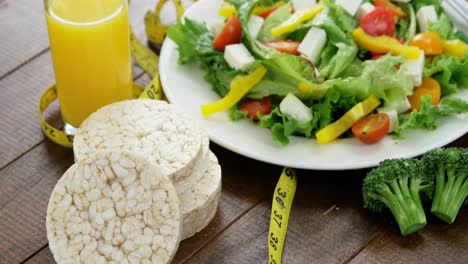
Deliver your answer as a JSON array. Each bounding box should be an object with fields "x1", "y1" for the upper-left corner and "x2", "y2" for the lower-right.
[
  {"x1": 167, "y1": 18, "x2": 217, "y2": 64},
  {"x1": 229, "y1": 106, "x2": 248, "y2": 121},
  {"x1": 428, "y1": 14, "x2": 456, "y2": 40},
  {"x1": 311, "y1": 4, "x2": 359, "y2": 79},
  {"x1": 248, "y1": 53, "x2": 317, "y2": 98},
  {"x1": 303, "y1": 55, "x2": 414, "y2": 107},
  {"x1": 395, "y1": 4, "x2": 416, "y2": 43},
  {"x1": 167, "y1": 19, "x2": 240, "y2": 96},
  {"x1": 395, "y1": 96, "x2": 468, "y2": 137},
  {"x1": 257, "y1": 3, "x2": 293, "y2": 42},
  {"x1": 257, "y1": 87, "x2": 358, "y2": 145},
  {"x1": 424, "y1": 54, "x2": 468, "y2": 96},
  {"x1": 258, "y1": 107, "x2": 317, "y2": 145}
]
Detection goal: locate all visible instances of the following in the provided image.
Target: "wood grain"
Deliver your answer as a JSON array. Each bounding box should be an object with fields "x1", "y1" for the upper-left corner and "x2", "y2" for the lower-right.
[
  {"x1": 0, "y1": 0, "x2": 49, "y2": 77},
  {"x1": 349, "y1": 212, "x2": 468, "y2": 264},
  {"x1": 0, "y1": 141, "x2": 74, "y2": 263},
  {"x1": 187, "y1": 169, "x2": 382, "y2": 264},
  {"x1": 24, "y1": 245, "x2": 54, "y2": 264}
]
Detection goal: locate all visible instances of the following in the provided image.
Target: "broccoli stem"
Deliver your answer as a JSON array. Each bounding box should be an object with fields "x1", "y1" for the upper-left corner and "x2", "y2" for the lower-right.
[
  {"x1": 377, "y1": 177, "x2": 427, "y2": 236},
  {"x1": 431, "y1": 170, "x2": 468, "y2": 224}
]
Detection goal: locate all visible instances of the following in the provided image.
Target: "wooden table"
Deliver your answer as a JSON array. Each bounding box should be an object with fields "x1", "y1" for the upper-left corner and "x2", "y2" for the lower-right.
[{"x1": 1, "y1": 1, "x2": 467, "y2": 263}]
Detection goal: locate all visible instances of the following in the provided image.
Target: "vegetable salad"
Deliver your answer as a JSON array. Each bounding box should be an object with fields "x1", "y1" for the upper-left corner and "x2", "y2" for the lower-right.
[{"x1": 168, "y1": 0, "x2": 468, "y2": 145}]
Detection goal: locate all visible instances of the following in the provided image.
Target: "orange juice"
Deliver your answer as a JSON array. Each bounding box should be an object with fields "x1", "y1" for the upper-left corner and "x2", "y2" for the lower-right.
[{"x1": 45, "y1": 0, "x2": 132, "y2": 128}]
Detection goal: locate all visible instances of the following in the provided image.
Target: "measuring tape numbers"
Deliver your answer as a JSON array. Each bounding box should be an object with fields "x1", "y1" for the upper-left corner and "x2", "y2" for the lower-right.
[{"x1": 269, "y1": 167, "x2": 298, "y2": 264}]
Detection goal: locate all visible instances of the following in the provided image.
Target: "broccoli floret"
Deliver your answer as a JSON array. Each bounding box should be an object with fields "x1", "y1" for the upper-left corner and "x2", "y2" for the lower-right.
[
  {"x1": 423, "y1": 148, "x2": 468, "y2": 224},
  {"x1": 363, "y1": 159, "x2": 433, "y2": 236}
]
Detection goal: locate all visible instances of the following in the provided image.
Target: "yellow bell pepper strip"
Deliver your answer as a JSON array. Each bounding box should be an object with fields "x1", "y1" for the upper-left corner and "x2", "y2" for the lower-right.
[
  {"x1": 352, "y1": 28, "x2": 420, "y2": 60},
  {"x1": 298, "y1": 82, "x2": 316, "y2": 92},
  {"x1": 252, "y1": 1, "x2": 285, "y2": 16},
  {"x1": 316, "y1": 95, "x2": 381, "y2": 144},
  {"x1": 443, "y1": 39, "x2": 468, "y2": 58},
  {"x1": 201, "y1": 67, "x2": 267, "y2": 117},
  {"x1": 218, "y1": 3, "x2": 237, "y2": 19},
  {"x1": 271, "y1": 4, "x2": 324, "y2": 37}
]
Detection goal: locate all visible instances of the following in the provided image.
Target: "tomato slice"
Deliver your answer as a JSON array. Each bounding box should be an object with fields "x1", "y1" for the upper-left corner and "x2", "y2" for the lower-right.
[
  {"x1": 408, "y1": 77, "x2": 441, "y2": 111},
  {"x1": 351, "y1": 113, "x2": 390, "y2": 144},
  {"x1": 409, "y1": 32, "x2": 444, "y2": 55},
  {"x1": 212, "y1": 16, "x2": 242, "y2": 51},
  {"x1": 264, "y1": 40, "x2": 301, "y2": 55},
  {"x1": 374, "y1": 0, "x2": 406, "y2": 18},
  {"x1": 360, "y1": 7, "x2": 396, "y2": 37},
  {"x1": 259, "y1": 6, "x2": 281, "y2": 19},
  {"x1": 371, "y1": 54, "x2": 385, "y2": 60},
  {"x1": 239, "y1": 96, "x2": 272, "y2": 121}
]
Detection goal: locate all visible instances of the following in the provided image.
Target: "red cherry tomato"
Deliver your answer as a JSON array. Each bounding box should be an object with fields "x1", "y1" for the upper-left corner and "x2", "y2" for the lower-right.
[
  {"x1": 371, "y1": 54, "x2": 385, "y2": 60},
  {"x1": 239, "y1": 97, "x2": 273, "y2": 121},
  {"x1": 212, "y1": 16, "x2": 242, "y2": 51},
  {"x1": 264, "y1": 40, "x2": 301, "y2": 55},
  {"x1": 351, "y1": 113, "x2": 390, "y2": 144},
  {"x1": 259, "y1": 6, "x2": 281, "y2": 19},
  {"x1": 360, "y1": 7, "x2": 396, "y2": 37}
]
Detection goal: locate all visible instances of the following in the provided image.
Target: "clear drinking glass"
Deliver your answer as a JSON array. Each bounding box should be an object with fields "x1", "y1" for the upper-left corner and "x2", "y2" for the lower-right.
[{"x1": 44, "y1": 0, "x2": 133, "y2": 134}]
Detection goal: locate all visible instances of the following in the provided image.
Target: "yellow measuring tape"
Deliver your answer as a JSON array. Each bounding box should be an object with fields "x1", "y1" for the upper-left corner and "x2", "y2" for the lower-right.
[
  {"x1": 269, "y1": 168, "x2": 297, "y2": 264},
  {"x1": 39, "y1": 2, "x2": 297, "y2": 263},
  {"x1": 145, "y1": 0, "x2": 185, "y2": 45}
]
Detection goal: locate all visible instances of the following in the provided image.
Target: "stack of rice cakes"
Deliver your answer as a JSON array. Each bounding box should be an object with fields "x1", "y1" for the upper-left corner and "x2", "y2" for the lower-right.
[{"x1": 47, "y1": 100, "x2": 222, "y2": 263}]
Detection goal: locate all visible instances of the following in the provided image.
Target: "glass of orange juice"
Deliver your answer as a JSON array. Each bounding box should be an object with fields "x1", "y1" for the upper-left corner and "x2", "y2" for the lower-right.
[{"x1": 44, "y1": 0, "x2": 133, "y2": 134}]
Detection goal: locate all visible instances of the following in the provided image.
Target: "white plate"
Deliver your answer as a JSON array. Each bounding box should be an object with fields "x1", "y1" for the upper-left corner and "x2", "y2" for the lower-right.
[{"x1": 159, "y1": 0, "x2": 468, "y2": 170}]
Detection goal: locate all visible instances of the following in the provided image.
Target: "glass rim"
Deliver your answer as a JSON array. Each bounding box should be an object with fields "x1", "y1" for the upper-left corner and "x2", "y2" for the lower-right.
[{"x1": 44, "y1": 0, "x2": 127, "y2": 26}]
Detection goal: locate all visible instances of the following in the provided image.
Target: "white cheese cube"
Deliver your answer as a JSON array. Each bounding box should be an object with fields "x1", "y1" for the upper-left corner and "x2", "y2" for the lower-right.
[
  {"x1": 335, "y1": 0, "x2": 363, "y2": 16},
  {"x1": 279, "y1": 93, "x2": 313, "y2": 124},
  {"x1": 404, "y1": 50, "x2": 425, "y2": 87},
  {"x1": 389, "y1": 97, "x2": 412, "y2": 114},
  {"x1": 398, "y1": 98, "x2": 412, "y2": 113},
  {"x1": 377, "y1": 108, "x2": 399, "y2": 132},
  {"x1": 355, "y1": 3, "x2": 375, "y2": 20},
  {"x1": 416, "y1": 5, "x2": 438, "y2": 32},
  {"x1": 291, "y1": 0, "x2": 317, "y2": 12},
  {"x1": 210, "y1": 20, "x2": 225, "y2": 36},
  {"x1": 224, "y1": 43, "x2": 255, "y2": 71},
  {"x1": 247, "y1": 15, "x2": 264, "y2": 40},
  {"x1": 298, "y1": 27, "x2": 327, "y2": 63}
]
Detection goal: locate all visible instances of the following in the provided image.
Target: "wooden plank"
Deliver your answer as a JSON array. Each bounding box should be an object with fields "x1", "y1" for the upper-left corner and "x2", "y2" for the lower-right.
[
  {"x1": 0, "y1": 52, "x2": 57, "y2": 169},
  {"x1": 348, "y1": 212, "x2": 468, "y2": 264},
  {"x1": 0, "y1": 142, "x2": 74, "y2": 263},
  {"x1": 187, "y1": 169, "x2": 382, "y2": 264},
  {"x1": 0, "y1": 0, "x2": 49, "y2": 77},
  {"x1": 22, "y1": 143, "x2": 277, "y2": 263},
  {"x1": 24, "y1": 246, "x2": 54, "y2": 264}
]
